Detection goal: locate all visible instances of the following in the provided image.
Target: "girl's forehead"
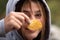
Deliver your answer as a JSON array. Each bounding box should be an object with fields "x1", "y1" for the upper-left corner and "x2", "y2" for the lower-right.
[{"x1": 22, "y1": 1, "x2": 42, "y2": 11}]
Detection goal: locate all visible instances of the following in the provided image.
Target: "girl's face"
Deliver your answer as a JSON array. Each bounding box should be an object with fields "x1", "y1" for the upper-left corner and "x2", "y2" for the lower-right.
[{"x1": 20, "y1": 1, "x2": 45, "y2": 40}]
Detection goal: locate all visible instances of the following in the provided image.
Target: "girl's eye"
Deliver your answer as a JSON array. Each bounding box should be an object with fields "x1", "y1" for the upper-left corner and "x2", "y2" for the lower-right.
[
  {"x1": 35, "y1": 14, "x2": 41, "y2": 17},
  {"x1": 23, "y1": 11, "x2": 31, "y2": 17},
  {"x1": 35, "y1": 12, "x2": 41, "y2": 18}
]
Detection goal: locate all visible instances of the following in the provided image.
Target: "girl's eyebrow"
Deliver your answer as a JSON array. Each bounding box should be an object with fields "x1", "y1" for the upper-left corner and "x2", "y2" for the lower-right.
[
  {"x1": 22, "y1": 10, "x2": 30, "y2": 14},
  {"x1": 36, "y1": 10, "x2": 40, "y2": 12},
  {"x1": 23, "y1": 10, "x2": 28, "y2": 12},
  {"x1": 35, "y1": 10, "x2": 41, "y2": 13},
  {"x1": 22, "y1": 10, "x2": 30, "y2": 12},
  {"x1": 22, "y1": 9, "x2": 41, "y2": 13},
  {"x1": 23, "y1": 9, "x2": 40, "y2": 12}
]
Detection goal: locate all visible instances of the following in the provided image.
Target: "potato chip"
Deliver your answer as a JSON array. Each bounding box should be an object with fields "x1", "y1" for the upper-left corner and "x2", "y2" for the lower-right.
[{"x1": 28, "y1": 19, "x2": 42, "y2": 31}]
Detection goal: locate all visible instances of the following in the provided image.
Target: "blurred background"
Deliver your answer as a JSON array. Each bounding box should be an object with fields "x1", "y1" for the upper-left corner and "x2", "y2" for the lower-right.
[{"x1": 0, "y1": 0, "x2": 60, "y2": 40}]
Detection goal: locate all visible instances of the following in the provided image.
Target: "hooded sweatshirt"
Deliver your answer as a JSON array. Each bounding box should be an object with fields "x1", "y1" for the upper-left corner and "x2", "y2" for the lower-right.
[{"x1": 0, "y1": 0, "x2": 51, "y2": 40}]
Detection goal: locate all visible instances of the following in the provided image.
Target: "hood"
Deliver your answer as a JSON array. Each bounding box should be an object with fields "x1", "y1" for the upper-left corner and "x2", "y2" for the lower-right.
[{"x1": 6, "y1": 0, "x2": 51, "y2": 40}]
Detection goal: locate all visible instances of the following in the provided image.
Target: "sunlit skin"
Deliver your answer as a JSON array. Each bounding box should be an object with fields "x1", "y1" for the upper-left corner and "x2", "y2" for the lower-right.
[{"x1": 20, "y1": 1, "x2": 45, "y2": 40}]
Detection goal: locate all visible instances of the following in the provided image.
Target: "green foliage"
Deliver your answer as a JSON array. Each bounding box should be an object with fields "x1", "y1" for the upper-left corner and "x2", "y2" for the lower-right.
[
  {"x1": 46, "y1": 0, "x2": 60, "y2": 26},
  {"x1": 0, "y1": 0, "x2": 8, "y2": 19}
]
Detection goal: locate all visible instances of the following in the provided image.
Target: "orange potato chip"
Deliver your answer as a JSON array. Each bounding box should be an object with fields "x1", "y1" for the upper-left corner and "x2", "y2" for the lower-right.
[{"x1": 28, "y1": 19, "x2": 42, "y2": 31}]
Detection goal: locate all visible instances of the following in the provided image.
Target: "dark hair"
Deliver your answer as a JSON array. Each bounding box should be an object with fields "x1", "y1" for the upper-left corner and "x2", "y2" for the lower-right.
[
  {"x1": 15, "y1": 0, "x2": 25, "y2": 12},
  {"x1": 15, "y1": 0, "x2": 50, "y2": 40},
  {"x1": 38, "y1": 0, "x2": 50, "y2": 40}
]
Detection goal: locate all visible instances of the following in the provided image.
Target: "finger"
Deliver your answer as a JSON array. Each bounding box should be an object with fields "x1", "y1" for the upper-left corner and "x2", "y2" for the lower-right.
[
  {"x1": 18, "y1": 12, "x2": 30, "y2": 24},
  {"x1": 11, "y1": 12, "x2": 25, "y2": 23},
  {"x1": 9, "y1": 19, "x2": 21, "y2": 30},
  {"x1": 10, "y1": 12, "x2": 30, "y2": 24},
  {"x1": 11, "y1": 16, "x2": 23, "y2": 26}
]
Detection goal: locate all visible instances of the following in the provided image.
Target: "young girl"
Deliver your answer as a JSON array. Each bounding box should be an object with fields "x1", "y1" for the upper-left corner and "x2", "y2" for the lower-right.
[{"x1": 0, "y1": 0, "x2": 50, "y2": 40}]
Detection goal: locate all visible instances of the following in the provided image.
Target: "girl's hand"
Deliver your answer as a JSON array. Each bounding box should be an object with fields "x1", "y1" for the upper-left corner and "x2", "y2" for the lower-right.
[{"x1": 4, "y1": 12, "x2": 30, "y2": 33}]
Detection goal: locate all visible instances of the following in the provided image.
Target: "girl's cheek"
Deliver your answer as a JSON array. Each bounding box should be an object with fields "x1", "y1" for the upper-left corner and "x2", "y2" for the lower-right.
[{"x1": 38, "y1": 17, "x2": 45, "y2": 25}]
